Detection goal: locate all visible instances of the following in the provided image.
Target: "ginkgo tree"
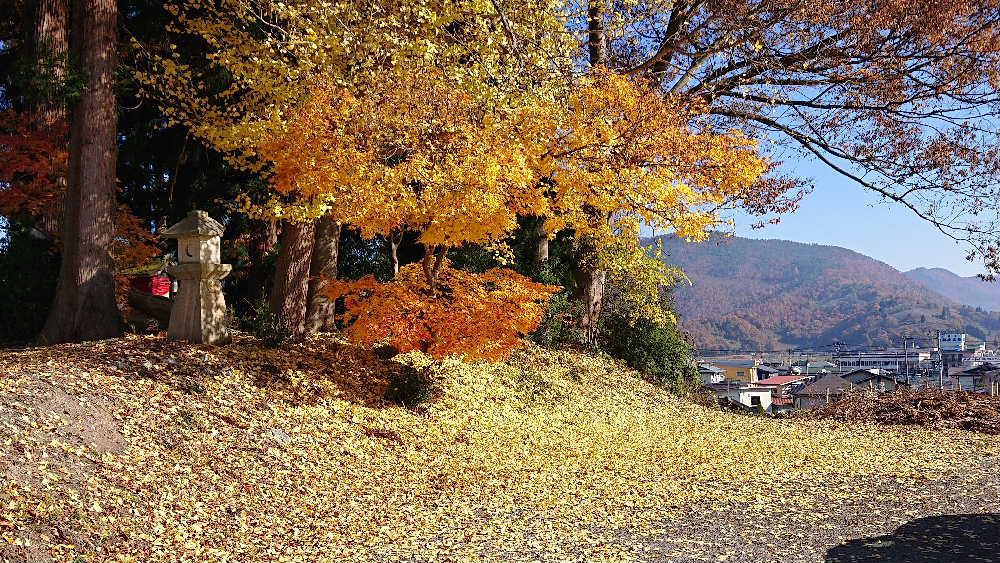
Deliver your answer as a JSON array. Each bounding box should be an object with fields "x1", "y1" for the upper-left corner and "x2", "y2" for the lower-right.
[
  {"x1": 138, "y1": 0, "x2": 785, "y2": 357},
  {"x1": 136, "y1": 0, "x2": 574, "y2": 334},
  {"x1": 252, "y1": 65, "x2": 772, "y2": 356},
  {"x1": 255, "y1": 70, "x2": 545, "y2": 294}
]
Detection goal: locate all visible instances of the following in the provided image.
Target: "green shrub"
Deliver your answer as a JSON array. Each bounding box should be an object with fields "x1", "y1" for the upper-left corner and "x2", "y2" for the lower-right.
[
  {"x1": 530, "y1": 290, "x2": 585, "y2": 347},
  {"x1": 600, "y1": 313, "x2": 697, "y2": 389},
  {"x1": 239, "y1": 300, "x2": 290, "y2": 347},
  {"x1": 0, "y1": 222, "x2": 59, "y2": 344},
  {"x1": 384, "y1": 364, "x2": 437, "y2": 408}
]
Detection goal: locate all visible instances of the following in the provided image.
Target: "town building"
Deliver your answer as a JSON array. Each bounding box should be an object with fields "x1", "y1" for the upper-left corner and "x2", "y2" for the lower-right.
[
  {"x1": 833, "y1": 349, "x2": 930, "y2": 374},
  {"x1": 841, "y1": 369, "x2": 907, "y2": 392},
  {"x1": 755, "y1": 365, "x2": 787, "y2": 379},
  {"x1": 708, "y1": 359, "x2": 760, "y2": 383},
  {"x1": 794, "y1": 373, "x2": 854, "y2": 409},
  {"x1": 698, "y1": 364, "x2": 726, "y2": 385},
  {"x1": 706, "y1": 382, "x2": 772, "y2": 412},
  {"x1": 755, "y1": 375, "x2": 810, "y2": 396},
  {"x1": 790, "y1": 360, "x2": 836, "y2": 376},
  {"x1": 939, "y1": 333, "x2": 967, "y2": 374},
  {"x1": 949, "y1": 363, "x2": 1000, "y2": 394}
]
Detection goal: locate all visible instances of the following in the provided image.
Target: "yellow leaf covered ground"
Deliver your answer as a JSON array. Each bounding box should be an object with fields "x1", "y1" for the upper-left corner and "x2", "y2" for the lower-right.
[{"x1": 1, "y1": 335, "x2": 997, "y2": 562}]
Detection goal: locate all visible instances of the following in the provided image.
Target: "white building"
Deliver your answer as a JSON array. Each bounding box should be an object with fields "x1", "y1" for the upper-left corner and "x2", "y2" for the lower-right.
[
  {"x1": 707, "y1": 383, "x2": 773, "y2": 412},
  {"x1": 833, "y1": 349, "x2": 930, "y2": 373},
  {"x1": 698, "y1": 364, "x2": 726, "y2": 385}
]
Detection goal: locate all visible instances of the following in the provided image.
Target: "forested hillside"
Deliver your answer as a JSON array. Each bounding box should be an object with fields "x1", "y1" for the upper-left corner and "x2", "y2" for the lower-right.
[
  {"x1": 658, "y1": 234, "x2": 1000, "y2": 350},
  {"x1": 905, "y1": 268, "x2": 1000, "y2": 312}
]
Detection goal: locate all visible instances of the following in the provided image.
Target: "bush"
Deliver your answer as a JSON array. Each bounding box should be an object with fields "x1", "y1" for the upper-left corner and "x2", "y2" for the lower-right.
[
  {"x1": 530, "y1": 291, "x2": 585, "y2": 347},
  {"x1": 239, "y1": 300, "x2": 290, "y2": 347},
  {"x1": 600, "y1": 313, "x2": 697, "y2": 389},
  {"x1": 383, "y1": 364, "x2": 437, "y2": 407}
]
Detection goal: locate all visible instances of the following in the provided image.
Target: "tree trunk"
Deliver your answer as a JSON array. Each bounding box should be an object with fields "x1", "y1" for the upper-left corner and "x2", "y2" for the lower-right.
[
  {"x1": 37, "y1": 0, "x2": 120, "y2": 344},
  {"x1": 573, "y1": 238, "x2": 605, "y2": 345},
  {"x1": 569, "y1": 0, "x2": 609, "y2": 346},
  {"x1": 270, "y1": 219, "x2": 316, "y2": 337},
  {"x1": 587, "y1": 0, "x2": 607, "y2": 67},
  {"x1": 305, "y1": 215, "x2": 341, "y2": 332},
  {"x1": 389, "y1": 230, "x2": 403, "y2": 277},
  {"x1": 532, "y1": 217, "x2": 549, "y2": 266},
  {"x1": 421, "y1": 244, "x2": 446, "y2": 295},
  {"x1": 32, "y1": 0, "x2": 69, "y2": 239}
]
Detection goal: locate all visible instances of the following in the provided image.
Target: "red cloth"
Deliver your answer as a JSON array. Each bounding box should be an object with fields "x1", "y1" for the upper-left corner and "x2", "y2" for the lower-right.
[{"x1": 131, "y1": 275, "x2": 171, "y2": 297}]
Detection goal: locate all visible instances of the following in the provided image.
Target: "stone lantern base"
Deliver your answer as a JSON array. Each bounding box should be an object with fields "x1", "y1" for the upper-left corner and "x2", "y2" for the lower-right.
[{"x1": 166, "y1": 262, "x2": 232, "y2": 344}]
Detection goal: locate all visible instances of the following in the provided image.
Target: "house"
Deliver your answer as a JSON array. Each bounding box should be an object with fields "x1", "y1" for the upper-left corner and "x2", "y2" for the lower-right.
[
  {"x1": 698, "y1": 364, "x2": 726, "y2": 385},
  {"x1": 950, "y1": 363, "x2": 1000, "y2": 393},
  {"x1": 755, "y1": 374, "x2": 810, "y2": 396},
  {"x1": 710, "y1": 359, "x2": 760, "y2": 383},
  {"x1": 841, "y1": 368, "x2": 907, "y2": 392},
  {"x1": 707, "y1": 382, "x2": 772, "y2": 412},
  {"x1": 794, "y1": 373, "x2": 854, "y2": 409},
  {"x1": 770, "y1": 396, "x2": 795, "y2": 414}
]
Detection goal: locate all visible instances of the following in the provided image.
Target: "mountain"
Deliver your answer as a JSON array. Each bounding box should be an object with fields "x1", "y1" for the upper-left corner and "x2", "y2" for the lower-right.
[
  {"x1": 657, "y1": 234, "x2": 1000, "y2": 351},
  {"x1": 904, "y1": 267, "x2": 1000, "y2": 312}
]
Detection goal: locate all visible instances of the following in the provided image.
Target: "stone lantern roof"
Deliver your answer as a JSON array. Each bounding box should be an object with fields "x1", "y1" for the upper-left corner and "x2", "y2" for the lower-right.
[{"x1": 161, "y1": 210, "x2": 224, "y2": 239}]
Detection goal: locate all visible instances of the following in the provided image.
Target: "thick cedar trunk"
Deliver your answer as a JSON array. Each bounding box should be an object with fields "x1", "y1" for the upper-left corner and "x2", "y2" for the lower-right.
[
  {"x1": 32, "y1": 0, "x2": 69, "y2": 239},
  {"x1": 37, "y1": 0, "x2": 120, "y2": 344},
  {"x1": 32, "y1": 0, "x2": 68, "y2": 125},
  {"x1": 270, "y1": 219, "x2": 316, "y2": 337},
  {"x1": 305, "y1": 215, "x2": 341, "y2": 333}
]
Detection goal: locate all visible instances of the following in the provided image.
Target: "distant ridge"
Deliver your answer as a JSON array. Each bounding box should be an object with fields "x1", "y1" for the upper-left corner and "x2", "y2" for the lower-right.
[
  {"x1": 656, "y1": 234, "x2": 1000, "y2": 350},
  {"x1": 905, "y1": 267, "x2": 999, "y2": 312}
]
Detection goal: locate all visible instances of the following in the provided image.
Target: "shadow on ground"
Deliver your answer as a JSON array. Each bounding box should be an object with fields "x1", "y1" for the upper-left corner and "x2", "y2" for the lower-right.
[{"x1": 826, "y1": 513, "x2": 1000, "y2": 562}]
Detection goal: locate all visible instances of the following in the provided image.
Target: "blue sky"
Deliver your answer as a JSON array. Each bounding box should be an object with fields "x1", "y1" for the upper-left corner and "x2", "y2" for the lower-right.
[{"x1": 727, "y1": 159, "x2": 989, "y2": 278}]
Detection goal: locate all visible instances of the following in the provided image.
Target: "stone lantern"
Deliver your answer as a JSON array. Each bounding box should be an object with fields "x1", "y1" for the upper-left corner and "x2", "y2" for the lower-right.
[{"x1": 162, "y1": 210, "x2": 232, "y2": 344}]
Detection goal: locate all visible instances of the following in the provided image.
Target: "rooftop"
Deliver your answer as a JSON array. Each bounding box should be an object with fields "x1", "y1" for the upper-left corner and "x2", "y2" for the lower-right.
[
  {"x1": 796, "y1": 373, "x2": 853, "y2": 396},
  {"x1": 709, "y1": 360, "x2": 757, "y2": 368},
  {"x1": 756, "y1": 375, "x2": 809, "y2": 386}
]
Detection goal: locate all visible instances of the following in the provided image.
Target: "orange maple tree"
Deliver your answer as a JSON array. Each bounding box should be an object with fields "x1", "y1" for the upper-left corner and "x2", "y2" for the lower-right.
[
  {"x1": 0, "y1": 110, "x2": 160, "y2": 273},
  {"x1": 0, "y1": 110, "x2": 67, "y2": 228},
  {"x1": 326, "y1": 263, "x2": 558, "y2": 360}
]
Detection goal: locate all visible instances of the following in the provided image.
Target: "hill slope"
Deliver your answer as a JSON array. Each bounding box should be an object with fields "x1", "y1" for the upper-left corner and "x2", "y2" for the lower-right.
[
  {"x1": 2, "y1": 335, "x2": 999, "y2": 561},
  {"x1": 905, "y1": 267, "x2": 1000, "y2": 312},
  {"x1": 658, "y1": 234, "x2": 1000, "y2": 350}
]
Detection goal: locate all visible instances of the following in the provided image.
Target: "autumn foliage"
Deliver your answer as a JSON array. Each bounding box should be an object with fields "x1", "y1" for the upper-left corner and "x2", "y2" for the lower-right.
[
  {"x1": 0, "y1": 110, "x2": 67, "y2": 226},
  {"x1": 326, "y1": 263, "x2": 558, "y2": 360},
  {"x1": 0, "y1": 110, "x2": 159, "y2": 272}
]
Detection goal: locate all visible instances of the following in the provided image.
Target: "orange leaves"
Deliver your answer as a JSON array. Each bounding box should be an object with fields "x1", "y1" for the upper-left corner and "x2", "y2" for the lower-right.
[
  {"x1": 0, "y1": 110, "x2": 68, "y2": 223},
  {"x1": 256, "y1": 70, "x2": 542, "y2": 245},
  {"x1": 113, "y1": 205, "x2": 161, "y2": 271},
  {"x1": 259, "y1": 67, "x2": 772, "y2": 252},
  {"x1": 326, "y1": 263, "x2": 558, "y2": 360},
  {"x1": 0, "y1": 110, "x2": 160, "y2": 273}
]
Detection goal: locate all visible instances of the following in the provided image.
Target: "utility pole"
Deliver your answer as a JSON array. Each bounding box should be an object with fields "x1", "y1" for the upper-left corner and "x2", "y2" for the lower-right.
[
  {"x1": 937, "y1": 330, "x2": 945, "y2": 389},
  {"x1": 903, "y1": 337, "x2": 909, "y2": 385}
]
